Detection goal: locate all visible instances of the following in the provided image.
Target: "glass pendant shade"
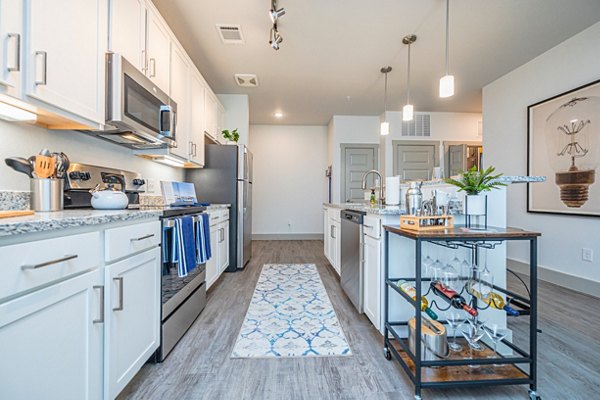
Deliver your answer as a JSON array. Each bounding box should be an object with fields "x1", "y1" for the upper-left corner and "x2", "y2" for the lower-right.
[
  {"x1": 439, "y1": 74, "x2": 455, "y2": 98},
  {"x1": 403, "y1": 104, "x2": 414, "y2": 121},
  {"x1": 380, "y1": 121, "x2": 390, "y2": 136}
]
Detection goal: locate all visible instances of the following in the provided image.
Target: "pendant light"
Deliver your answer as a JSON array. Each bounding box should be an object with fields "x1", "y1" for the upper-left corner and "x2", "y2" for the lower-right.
[
  {"x1": 380, "y1": 66, "x2": 392, "y2": 136},
  {"x1": 439, "y1": 0, "x2": 455, "y2": 98},
  {"x1": 402, "y1": 34, "x2": 416, "y2": 122}
]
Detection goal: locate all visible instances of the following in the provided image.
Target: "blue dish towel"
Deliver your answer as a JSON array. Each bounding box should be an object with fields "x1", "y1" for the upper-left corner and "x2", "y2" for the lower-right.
[
  {"x1": 172, "y1": 216, "x2": 197, "y2": 277},
  {"x1": 195, "y1": 214, "x2": 212, "y2": 264}
]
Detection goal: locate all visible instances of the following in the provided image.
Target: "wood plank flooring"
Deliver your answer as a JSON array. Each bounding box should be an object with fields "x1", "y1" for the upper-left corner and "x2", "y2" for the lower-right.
[{"x1": 118, "y1": 241, "x2": 600, "y2": 400}]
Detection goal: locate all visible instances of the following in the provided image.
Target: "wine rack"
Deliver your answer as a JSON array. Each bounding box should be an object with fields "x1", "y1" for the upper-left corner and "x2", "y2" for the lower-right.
[{"x1": 382, "y1": 225, "x2": 542, "y2": 400}]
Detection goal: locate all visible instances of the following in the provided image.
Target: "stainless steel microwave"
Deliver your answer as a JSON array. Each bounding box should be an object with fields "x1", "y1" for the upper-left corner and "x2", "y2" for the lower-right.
[{"x1": 94, "y1": 53, "x2": 177, "y2": 149}]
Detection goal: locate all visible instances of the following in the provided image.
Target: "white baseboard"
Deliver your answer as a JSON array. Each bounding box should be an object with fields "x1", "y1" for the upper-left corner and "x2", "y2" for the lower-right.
[
  {"x1": 507, "y1": 258, "x2": 600, "y2": 298},
  {"x1": 252, "y1": 233, "x2": 324, "y2": 241}
]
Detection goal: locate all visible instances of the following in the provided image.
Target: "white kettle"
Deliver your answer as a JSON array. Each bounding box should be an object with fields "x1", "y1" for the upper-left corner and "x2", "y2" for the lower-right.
[{"x1": 90, "y1": 184, "x2": 129, "y2": 210}]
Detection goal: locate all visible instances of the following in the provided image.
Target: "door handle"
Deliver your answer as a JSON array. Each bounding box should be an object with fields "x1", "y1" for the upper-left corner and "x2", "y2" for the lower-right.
[
  {"x1": 34, "y1": 51, "x2": 47, "y2": 85},
  {"x1": 113, "y1": 277, "x2": 124, "y2": 311},
  {"x1": 7, "y1": 33, "x2": 20, "y2": 72},
  {"x1": 189, "y1": 141, "x2": 193, "y2": 156},
  {"x1": 130, "y1": 234, "x2": 155, "y2": 241},
  {"x1": 149, "y1": 58, "x2": 156, "y2": 77},
  {"x1": 21, "y1": 254, "x2": 78, "y2": 270},
  {"x1": 92, "y1": 285, "x2": 104, "y2": 324},
  {"x1": 193, "y1": 143, "x2": 197, "y2": 157},
  {"x1": 141, "y1": 49, "x2": 147, "y2": 72}
]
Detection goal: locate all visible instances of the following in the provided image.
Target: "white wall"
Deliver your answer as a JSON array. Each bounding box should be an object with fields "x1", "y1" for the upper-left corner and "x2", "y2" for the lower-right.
[
  {"x1": 217, "y1": 94, "x2": 250, "y2": 146},
  {"x1": 483, "y1": 21, "x2": 600, "y2": 286},
  {"x1": 0, "y1": 121, "x2": 183, "y2": 192},
  {"x1": 250, "y1": 124, "x2": 328, "y2": 237}
]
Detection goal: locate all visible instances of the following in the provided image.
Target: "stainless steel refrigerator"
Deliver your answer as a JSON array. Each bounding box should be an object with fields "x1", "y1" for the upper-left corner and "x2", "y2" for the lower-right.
[{"x1": 185, "y1": 144, "x2": 253, "y2": 271}]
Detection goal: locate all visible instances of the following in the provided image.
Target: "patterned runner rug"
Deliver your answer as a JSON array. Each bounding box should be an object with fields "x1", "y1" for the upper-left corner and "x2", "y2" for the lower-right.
[{"x1": 231, "y1": 264, "x2": 352, "y2": 358}]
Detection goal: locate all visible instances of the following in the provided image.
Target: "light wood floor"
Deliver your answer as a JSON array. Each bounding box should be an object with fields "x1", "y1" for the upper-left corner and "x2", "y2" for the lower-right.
[{"x1": 119, "y1": 241, "x2": 600, "y2": 400}]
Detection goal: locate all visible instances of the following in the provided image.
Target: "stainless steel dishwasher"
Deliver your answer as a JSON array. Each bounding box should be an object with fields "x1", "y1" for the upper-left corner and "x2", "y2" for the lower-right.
[{"x1": 340, "y1": 209, "x2": 365, "y2": 313}]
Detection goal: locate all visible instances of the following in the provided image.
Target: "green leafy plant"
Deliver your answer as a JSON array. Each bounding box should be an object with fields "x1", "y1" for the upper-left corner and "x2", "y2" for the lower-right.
[
  {"x1": 222, "y1": 129, "x2": 240, "y2": 143},
  {"x1": 445, "y1": 166, "x2": 507, "y2": 195}
]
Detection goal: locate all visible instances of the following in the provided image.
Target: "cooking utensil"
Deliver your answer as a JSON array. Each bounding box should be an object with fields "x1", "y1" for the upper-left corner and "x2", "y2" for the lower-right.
[
  {"x1": 0, "y1": 210, "x2": 35, "y2": 219},
  {"x1": 34, "y1": 155, "x2": 56, "y2": 179},
  {"x1": 30, "y1": 178, "x2": 64, "y2": 211},
  {"x1": 39, "y1": 148, "x2": 51, "y2": 156},
  {"x1": 59, "y1": 152, "x2": 70, "y2": 177},
  {"x1": 5, "y1": 157, "x2": 34, "y2": 178}
]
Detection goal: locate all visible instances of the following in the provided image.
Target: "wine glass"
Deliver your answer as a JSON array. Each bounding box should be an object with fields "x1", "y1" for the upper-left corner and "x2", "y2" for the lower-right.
[
  {"x1": 460, "y1": 259, "x2": 473, "y2": 288},
  {"x1": 461, "y1": 320, "x2": 486, "y2": 368},
  {"x1": 469, "y1": 317, "x2": 486, "y2": 351},
  {"x1": 446, "y1": 310, "x2": 466, "y2": 352},
  {"x1": 430, "y1": 258, "x2": 445, "y2": 282},
  {"x1": 422, "y1": 255, "x2": 434, "y2": 277},
  {"x1": 485, "y1": 324, "x2": 509, "y2": 365}
]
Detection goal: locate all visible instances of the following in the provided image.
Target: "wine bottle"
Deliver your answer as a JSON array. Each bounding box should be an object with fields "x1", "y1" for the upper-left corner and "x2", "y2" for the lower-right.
[
  {"x1": 396, "y1": 280, "x2": 438, "y2": 320},
  {"x1": 430, "y1": 281, "x2": 478, "y2": 317},
  {"x1": 467, "y1": 281, "x2": 520, "y2": 316}
]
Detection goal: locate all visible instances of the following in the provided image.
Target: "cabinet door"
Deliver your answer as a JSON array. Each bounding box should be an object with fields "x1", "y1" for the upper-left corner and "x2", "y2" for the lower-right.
[
  {"x1": 204, "y1": 90, "x2": 217, "y2": 138},
  {"x1": 0, "y1": 270, "x2": 103, "y2": 400},
  {"x1": 206, "y1": 224, "x2": 219, "y2": 289},
  {"x1": 323, "y1": 209, "x2": 329, "y2": 259},
  {"x1": 0, "y1": 0, "x2": 22, "y2": 97},
  {"x1": 109, "y1": 0, "x2": 146, "y2": 72},
  {"x1": 216, "y1": 102, "x2": 225, "y2": 143},
  {"x1": 363, "y1": 235, "x2": 381, "y2": 330},
  {"x1": 169, "y1": 44, "x2": 190, "y2": 160},
  {"x1": 334, "y1": 221, "x2": 341, "y2": 275},
  {"x1": 146, "y1": 7, "x2": 170, "y2": 92},
  {"x1": 189, "y1": 72, "x2": 206, "y2": 166},
  {"x1": 105, "y1": 247, "x2": 160, "y2": 400},
  {"x1": 25, "y1": 0, "x2": 107, "y2": 124},
  {"x1": 218, "y1": 221, "x2": 229, "y2": 273}
]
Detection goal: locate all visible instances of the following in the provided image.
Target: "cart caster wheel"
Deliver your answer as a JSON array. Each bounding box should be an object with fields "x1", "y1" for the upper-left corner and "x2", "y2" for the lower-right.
[
  {"x1": 414, "y1": 396, "x2": 422, "y2": 400},
  {"x1": 529, "y1": 390, "x2": 541, "y2": 400},
  {"x1": 383, "y1": 347, "x2": 392, "y2": 360}
]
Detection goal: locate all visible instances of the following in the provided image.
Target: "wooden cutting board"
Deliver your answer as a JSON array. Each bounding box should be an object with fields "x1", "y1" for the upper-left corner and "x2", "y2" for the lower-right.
[{"x1": 0, "y1": 210, "x2": 35, "y2": 219}]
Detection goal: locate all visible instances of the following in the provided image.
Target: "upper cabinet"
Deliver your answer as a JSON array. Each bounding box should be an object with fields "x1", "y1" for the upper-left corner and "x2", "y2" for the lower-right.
[
  {"x1": 18, "y1": 0, "x2": 108, "y2": 126},
  {"x1": 189, "y1": 72, "x2": 206, "y2": 166},
  {"x1": 169, "y1": 43, "x2": 191, "y2": 161},
  {"x1": 204, "y1": 91, "x2": 218, "y2": 140},
  {"x1": 0, "y1": 0, "x2": 22, "y2": 98},
  {"x1": 109, "y1": 0, "x2": 170, "y2": 94}
]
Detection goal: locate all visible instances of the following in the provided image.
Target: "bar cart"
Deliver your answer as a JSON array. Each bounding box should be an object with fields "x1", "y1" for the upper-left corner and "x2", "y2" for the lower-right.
[{"x1": 382, "y1": 225, "x2": 541, "y2": 400}]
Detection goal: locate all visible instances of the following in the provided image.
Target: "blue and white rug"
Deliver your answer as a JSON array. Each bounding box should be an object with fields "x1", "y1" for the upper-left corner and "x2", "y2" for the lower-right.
[{"x1": 231, "y1": 264, "x2": 352, "y2": 358}]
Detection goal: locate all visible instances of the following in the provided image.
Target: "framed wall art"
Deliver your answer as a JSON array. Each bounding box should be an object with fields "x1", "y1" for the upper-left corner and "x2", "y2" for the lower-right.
[{"x1": 527, "y1": 79, "x2": 600, "y2": 217}]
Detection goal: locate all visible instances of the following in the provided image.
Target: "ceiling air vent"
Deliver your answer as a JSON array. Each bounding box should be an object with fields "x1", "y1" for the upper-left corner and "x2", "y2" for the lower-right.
[
  {"x1": 402, "y1": 113, "x2": 431, "y2": 137},
  {"x1": 234, "y1": 74, "x2": 259, "y2": 88},
  {"x1": 216, "y1": 24, "x2": 245, "y2": 44}
]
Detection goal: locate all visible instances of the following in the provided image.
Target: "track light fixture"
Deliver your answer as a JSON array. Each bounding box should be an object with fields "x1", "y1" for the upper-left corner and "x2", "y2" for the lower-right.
[{"x1": 268, "y1": 0, "x2": 285, "y2": 51}]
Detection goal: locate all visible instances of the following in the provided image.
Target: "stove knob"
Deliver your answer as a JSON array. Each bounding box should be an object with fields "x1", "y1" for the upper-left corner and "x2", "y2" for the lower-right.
[
  {"x1": 69, "y1": 171, "x2": 81, "y2": 180},
  {"x1": 81, "y1": 172, "x2": 91, "y2": 181},
  {"x1": 133, "y1": 178, "x2": 145, "y2": 186}
]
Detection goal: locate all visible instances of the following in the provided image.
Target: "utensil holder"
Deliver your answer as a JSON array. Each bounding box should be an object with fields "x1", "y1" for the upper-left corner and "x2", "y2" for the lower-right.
[{"x1": 30, "y1": 178, "x2": 64, "y2": 212}]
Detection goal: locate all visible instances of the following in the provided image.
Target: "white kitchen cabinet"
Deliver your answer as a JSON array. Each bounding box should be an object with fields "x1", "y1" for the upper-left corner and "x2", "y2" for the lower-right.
[
  {"x1": 104, "y1": 247, "x2": 160, "y2": 400},
  {"x1": 0, "y1": 0, "x2": 22, "y2": 98},
  {"x1": 204, "y1": 90, "x2": 218, "y2": 140},
  {"x1": 206, "y1": 222, "x2": 219, "y2": 289},
  {"x1": 109, "y1": 0, "x2": 146, "y2": 72},
  {"x1": 363, "y1": 234, "x2": 381, "y2": 329},
  {"x1": 323, "y1": 208, "x2": 329, "y2": 260},
  {"x1": 0, "y1": 269, "x2": 103, "y2": 400},
  {"x1": 218, "y1": 219, "x2": 230, "y2": 273},
  {"x1": 189, "y1": 71, "x2": 206, "y2": 166},
  {"x1": 169, "y1": 43, "x2": 191, "y2": 160},
  {"x1": 334, "y1": 219, "x2": 341, "y2": 275},
  {"x1": 217, "y1": 102, "x2": 225, "y2": 142},
  {"x1": 24, "y1": 0, "x2": 107, "y2": 124},
  {"x1": 145, "y1": 6, "x2": 170, "y2": 92}
]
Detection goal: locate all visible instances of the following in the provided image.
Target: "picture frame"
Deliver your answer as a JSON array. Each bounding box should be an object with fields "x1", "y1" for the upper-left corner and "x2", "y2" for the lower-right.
[{"x1": 527, "y1": 78, "x2": 600, "y2": 217}]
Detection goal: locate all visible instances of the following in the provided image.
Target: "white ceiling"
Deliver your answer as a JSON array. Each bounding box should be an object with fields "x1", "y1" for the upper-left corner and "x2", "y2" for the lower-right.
[{"x1": 152, "y1": 0, "x2": 600, "y2": 125}]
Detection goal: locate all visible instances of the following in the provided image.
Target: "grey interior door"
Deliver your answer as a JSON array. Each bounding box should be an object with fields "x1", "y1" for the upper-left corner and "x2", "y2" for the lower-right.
[
  {"x1": 448, "y1": 144, "x2": 467, "y2": 177},
  {"x1": 342, "y1": 146, "x2": 378, "y2": 203},
  {"x1": 393, "y1": 144, "x2": 436, "y2": 180}
]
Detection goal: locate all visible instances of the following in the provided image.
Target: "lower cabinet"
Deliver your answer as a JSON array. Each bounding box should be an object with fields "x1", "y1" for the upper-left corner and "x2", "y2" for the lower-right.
[
  {"x1": 206, "y1": 209, "x2": 230, "y2": 290},
  {"x1": 363, "y1": 234, "x2": 381, "y2": 330},
  {"x1": 104, "y1": 247, "x2": 160, "y2": 400},
  {"x1": 0, "y1": 269, "x2": 103, "y2": 400},
  {"x1": 324, "y1": 208, "x2": 341, "y2": 276},
  {"x1": 218, "y1": 220, "x2": 230, "y2": 273},
  {"x1": 206, "y1": 222, "x2": 219, "y2": 289}
]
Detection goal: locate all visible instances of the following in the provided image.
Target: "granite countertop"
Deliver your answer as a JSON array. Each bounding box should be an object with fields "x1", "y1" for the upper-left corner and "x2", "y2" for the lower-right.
[
  {"x1": 399, "y1": 176, "x2": 546, "y2": 187},
  {"x1": 324, "y1": 203, "x2": 405, "y2": 215},
  {"x1": 205, "y1": 204, "x2": 231, "y2": 210},
  {"x1": 0, "y1": 209, "x2": 162, "y2": 237}
]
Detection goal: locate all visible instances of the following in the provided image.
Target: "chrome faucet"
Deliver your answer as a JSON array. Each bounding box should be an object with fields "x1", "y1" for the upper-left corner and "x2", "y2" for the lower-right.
[{"x1": 361, "y1": 169, "x2": 384, "y2": 206}]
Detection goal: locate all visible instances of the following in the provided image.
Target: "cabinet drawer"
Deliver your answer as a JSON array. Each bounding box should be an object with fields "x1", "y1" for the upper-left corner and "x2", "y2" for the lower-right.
[
  {"x1": 208, "y1": 210, "x2": 227, "y2": 226},
  {"x1": 105, "y1": 220, "x2": 160, "y2": 263},
  {"x1": 327, "y1": 207, "x2": 341, "y2": 223},
  {"x1": 0, "y1": 231, "x2": 100, "y2": 301},
  {"x1": 363, "y1": 215, "x2": 381, "y2": 239}
]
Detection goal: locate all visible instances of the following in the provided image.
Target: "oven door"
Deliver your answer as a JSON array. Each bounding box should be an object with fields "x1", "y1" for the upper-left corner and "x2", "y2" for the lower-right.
[{"x1": 107, "y1": 53, "x2": 177, "y2": 148}]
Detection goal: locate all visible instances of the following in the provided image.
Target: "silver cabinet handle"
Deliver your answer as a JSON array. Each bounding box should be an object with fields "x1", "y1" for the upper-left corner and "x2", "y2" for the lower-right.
[
  {"x1": 130, "y1": 233, "x2": 154, "y2": 241},
  {"x1": 113, "y1": 277, "x2": 124, "y2": 311},
  {"x1": 92, "y1": 285, "x2": 104, "y2": 324},
  {"x1": 34, "y1": 51, "x2": 47, "y2": 85},
  {"x1": 21, "y1": 254, "x2": 78, "y2": 270},
  {"x1": 149, "y1": 58, "x2": 156, "y2": 77},
  {"x1": 193, "y1": 143, "x2": 197, "y2": 157},
  {"x1": 363, "y1": 224, "x2": 373, "y2": 229},
  {"x1": 331, "y1": 225, "x2": 336, "y2": 239},
  {"x1": 189, "y1": 141, "x2": 193, "y2": 156},
  {"x1": 7, "y1": 33, "x2": 20, "y2": 72},
  {"x1": 141, "y1": 49, "x2": 147, "y2": 72}
]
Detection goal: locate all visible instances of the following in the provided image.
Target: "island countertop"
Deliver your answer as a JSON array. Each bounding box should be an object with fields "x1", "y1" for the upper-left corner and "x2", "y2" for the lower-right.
[{"x1": 324, "y1": 202, "x2": 405, "y2": 215}]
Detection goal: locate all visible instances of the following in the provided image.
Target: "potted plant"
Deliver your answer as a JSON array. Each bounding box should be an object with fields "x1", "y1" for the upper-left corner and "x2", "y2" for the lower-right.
[
  {"x1": 445, "y1": 166, "x2": 507, "y2": 216},
  {"x1": 222, "y1": 129, "x2": 239, "y2": 144}
]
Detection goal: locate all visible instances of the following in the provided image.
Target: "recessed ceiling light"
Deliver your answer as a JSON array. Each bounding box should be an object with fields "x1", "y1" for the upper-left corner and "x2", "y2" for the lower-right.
[{"x1": 274, "y1": 112, "x2": 284, "y2": 118}]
